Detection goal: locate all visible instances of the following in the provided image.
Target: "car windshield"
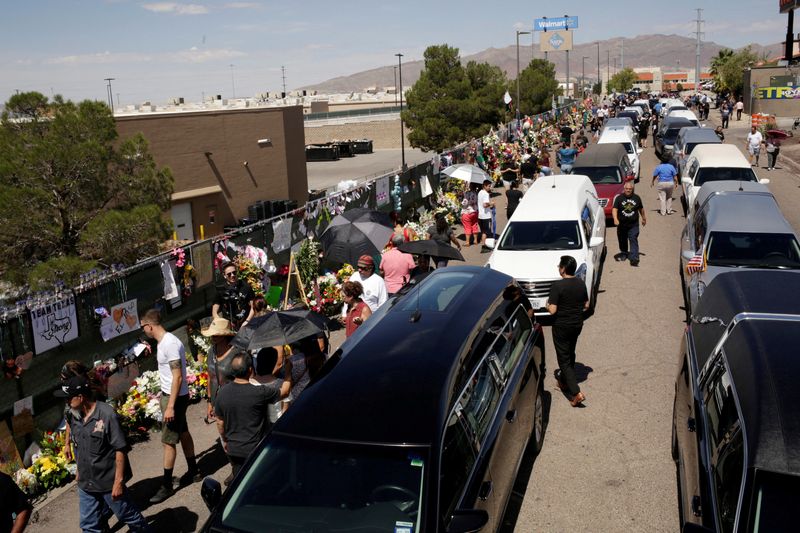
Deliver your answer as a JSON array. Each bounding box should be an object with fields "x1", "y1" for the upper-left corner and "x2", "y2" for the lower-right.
[
  {"x1": 575, "y1": 166, "x2": 622, "y2": 184},
  {"x1": 706, "y1": 231, "x2": 800, "y2": 268},
  {"x1": 220, "y1": 434, "x2": 427, "y2": 532},
  {"x1": 664, "y1": 128, "x2": 683, "y2": 141},
  {"x1": 750, "y1": 471, "x2": 800, "y2": 532},
  {"x1": 695, "y1": 167, "x2": 758, "y2": 186},
  {"x1": 498, "y1": 220, "x2": 582, "y2": 251}
]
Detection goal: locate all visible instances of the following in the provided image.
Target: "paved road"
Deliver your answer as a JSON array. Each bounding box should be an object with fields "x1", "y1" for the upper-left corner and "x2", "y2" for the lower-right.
[{"x1": 28, "y1": 121, "x2": 800, "y2": 532}]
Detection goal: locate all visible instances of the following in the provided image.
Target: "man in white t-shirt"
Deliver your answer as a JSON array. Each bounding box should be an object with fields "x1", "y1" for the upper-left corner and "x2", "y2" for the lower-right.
[
  {"x1": 477, "y1": 179, "x2": 495, "y2": 246},
  {"x1": 343, "y1": 255, "x2": 387, "y2": 315},
  {"x1": 140, "y1": 309, "x2": 199, "y2": 504},
  {"x1": 746, "y1": 126, "x2": 763, "y2": 167}
]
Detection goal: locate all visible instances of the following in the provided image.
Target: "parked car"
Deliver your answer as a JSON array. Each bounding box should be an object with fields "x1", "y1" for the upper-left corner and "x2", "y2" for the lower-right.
[
  {"x1": 616, "y1": 109, "x2": 640, "y2": 129},
  {"x1": 673, "y1": 127, "x2": 722, "y2": 177},
  {"x1": 660, "y1": 98, "x2": 684, "y2": 117},
  {"x1": 598, "y1": 125, "x2": 642, "y2": 178},
  {"x1": 680, "y1": 144, "x2": 769, "y2": 216},
  {"x1": 632, "y1": 99, "x2": 651, "y2": 115},
  {"x1": 604, "y1": 117, "x2": 635, "y2": 130},
  {"x1": 668, "y1": 109, "x2": 700, "y2": 127},
  {"x1": 487, "y1": 174, "x2": 606, "y2": 315},
  {"x1": 672, "y1": 270, "x2": 800, "y2": 533},
  {"x1": 655, "y1": 117, "x2": 696, "y2": 161},
  {"x1": 571, "y1": 144, "x2": 636, "y2": 219},
  {"x1": 679, "y1": 185, "x2": 800, "y2": 317},
  {"x1": 200, "y1": 265, "x2": 547, "y2": 533}
]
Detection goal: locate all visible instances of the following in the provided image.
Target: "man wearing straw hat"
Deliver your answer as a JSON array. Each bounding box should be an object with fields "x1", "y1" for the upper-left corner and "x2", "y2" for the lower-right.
[{"x1": 202, "y1": 318, "x2": 238, "y2": 425}]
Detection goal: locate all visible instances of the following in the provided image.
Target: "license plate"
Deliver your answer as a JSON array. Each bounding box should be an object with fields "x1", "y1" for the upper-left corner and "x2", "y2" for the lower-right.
[{"x1": 530, "y1": 298, "x2": 547, "y2": 309}]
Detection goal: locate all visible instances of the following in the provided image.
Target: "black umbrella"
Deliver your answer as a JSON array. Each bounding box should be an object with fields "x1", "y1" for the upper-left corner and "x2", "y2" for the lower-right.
[
  {"x1": 232, "y1": 309, "x2": 332, "y2": 351},
  {"x1": 398, "y1": 239, "x2": 465, "y2": 261},
  {"x1": 319, "y1": 208, "x2": 394, "y2": 266}
]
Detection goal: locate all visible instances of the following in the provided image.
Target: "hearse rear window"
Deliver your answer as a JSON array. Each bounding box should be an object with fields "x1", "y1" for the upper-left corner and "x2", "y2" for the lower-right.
[{"x1": 398, "y1": 272, "x2": 473, "y2": 312}]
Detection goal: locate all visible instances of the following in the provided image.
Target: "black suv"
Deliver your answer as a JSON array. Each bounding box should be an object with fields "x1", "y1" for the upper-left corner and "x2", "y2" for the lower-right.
[
  {"x1": 672, "y1": 271, "x2": 800, "y2": 533},
  {"x1": 201, "y1": 266, "x2": 547, "y2": 532}
]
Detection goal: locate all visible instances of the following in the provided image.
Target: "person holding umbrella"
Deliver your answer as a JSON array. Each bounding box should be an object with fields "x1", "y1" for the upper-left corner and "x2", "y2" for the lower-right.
[
  {"x1": 426, "y1": 213, "x2": 461, "y2": 268},
  {"x1": 341, "y1": 281, "x2": 372, "y2": 337},
  {"x1": 343, "y1": 255, "x2": 387, "y2": 313}
]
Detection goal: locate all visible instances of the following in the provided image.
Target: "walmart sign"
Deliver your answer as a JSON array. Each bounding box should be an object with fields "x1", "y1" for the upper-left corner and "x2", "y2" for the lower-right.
[{"x1": 534, "y1": 16, "x2": 579, "y2": 31}]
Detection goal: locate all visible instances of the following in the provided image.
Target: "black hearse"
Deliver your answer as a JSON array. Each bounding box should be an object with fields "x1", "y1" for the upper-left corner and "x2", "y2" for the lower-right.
[
  {"x1": 672, "y1": 271, "x2": 800, "y2": 533},
  {"x1": 201, "y1": 266, "x2": 546, "y2": 532}
]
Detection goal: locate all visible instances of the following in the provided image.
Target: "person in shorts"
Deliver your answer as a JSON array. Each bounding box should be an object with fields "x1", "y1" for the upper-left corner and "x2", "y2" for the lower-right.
[
  {"x1": 746, "y1": 125, "x2": 763, "y2": 167},
  {"x1": 140, "y1": 309, "x2": 199, "y2": 504}
]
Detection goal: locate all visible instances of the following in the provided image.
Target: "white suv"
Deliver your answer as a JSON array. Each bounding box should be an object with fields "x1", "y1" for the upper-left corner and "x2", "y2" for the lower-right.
[
  {"x1": 487, "y1": 175, "x2": 606, "y2": 315},
  {"x1": 598, "y1": 126, "x2": 642, "y2": 179}
]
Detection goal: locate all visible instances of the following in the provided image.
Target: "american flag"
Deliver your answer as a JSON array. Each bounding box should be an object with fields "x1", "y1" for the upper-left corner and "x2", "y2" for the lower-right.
[{"x1": 686, "y1": 252, "x2": 705, "y2": 275}]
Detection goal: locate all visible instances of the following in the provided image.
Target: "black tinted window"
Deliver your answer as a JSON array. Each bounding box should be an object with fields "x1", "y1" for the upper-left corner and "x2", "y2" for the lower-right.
[
  {"x1": 440, "y1": 415, "x2": 476, "y2": 522},
  {"x1": 703, "y1": 364, "x2": 739, "y2": 454},
  {"x1": 713, "y1": 430, "x2": 744, "y2": 533},
  {"x1": 749, "y1": 470, "x2": 800, "y2": 532},
  {"x1": 574, "y1": 166, "x2": 622, "y2": 184},
  {"x1": 706, "y1": 232, "x2": 800, "y2": 268},
  {"x1": 498, "y1": 221, "x2": 582, "y2": 251}
]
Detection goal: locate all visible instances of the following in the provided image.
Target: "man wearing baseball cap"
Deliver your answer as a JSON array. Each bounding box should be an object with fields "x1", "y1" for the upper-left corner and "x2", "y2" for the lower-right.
[
  {"x1": 343, "y1": 255, "x2": 387, "y2": 315},
  {"x1": 55, "y1": 375, "x2": 152, "y2": 532}
]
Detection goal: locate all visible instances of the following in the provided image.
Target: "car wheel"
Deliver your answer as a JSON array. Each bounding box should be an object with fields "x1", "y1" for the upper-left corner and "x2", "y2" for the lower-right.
[{"x1": 532, "y1": 374, "x2": 546, "y2": 455}]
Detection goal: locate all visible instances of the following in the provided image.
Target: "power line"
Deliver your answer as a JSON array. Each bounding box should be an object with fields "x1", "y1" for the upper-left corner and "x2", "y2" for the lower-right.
[{"x1": 694, "y1": 8, "x2": 705, "y2": 92}]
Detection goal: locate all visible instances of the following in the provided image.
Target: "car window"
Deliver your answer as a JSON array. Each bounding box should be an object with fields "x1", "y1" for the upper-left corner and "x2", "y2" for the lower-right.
[
  {"x1": 497, "y1": 307, "x2": 533, "y2": 376},
  {"x1": 703, "y1": 361, "x2": 740, "y2": 455},
  {"x1": 693, "y1": 210, "x2": 706, "y2": 249},
  {"x1": 581, "y1": 204, "x2": 594, "y2": 242},
  {"x1": 695, "y1": 167, "x2": 758, "y2": 186},
  {"x1": 749, "y1": 470, "x2": 800, "y2": 532},
  {"x1": 440, "y1": 415, "x2": 477, "y2": 524},
  {"x1": 497, "y1": 221, "x2": 582, "y2": 251},
  {"x1": 459, "y1": 359, "x2": 503, "y2": 445},
  {"x1": 622, "y1": 142, "x2": 634, "y2": 154},
  {"x1": 705, "y1": 231, "x2": 800, "y2": 268},
  {"x1": 575, "y1": 166, "x2": 622, "y2": 184},
  {"x1": 689, "y1": 160, "x2": 700, "y2": 181},
  {"x1": 713, "y1": 429, "x2": 744, "y2": 533}
]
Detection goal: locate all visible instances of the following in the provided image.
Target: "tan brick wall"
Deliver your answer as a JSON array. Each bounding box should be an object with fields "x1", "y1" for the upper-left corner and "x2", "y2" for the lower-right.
[{"x1": 304, "y1": 119, "x2": 410, "y2": 149}]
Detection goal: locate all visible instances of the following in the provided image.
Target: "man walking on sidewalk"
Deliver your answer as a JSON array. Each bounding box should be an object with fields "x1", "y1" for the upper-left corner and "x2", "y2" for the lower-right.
[
  {"x1": 612, "y1": 182, "x2": 647, "y2": 267},
  {"x1": 735, "y1": 98, "x2": 744, "y2": 120},
  {"x1": 746, "y1": 125, "x2": 763, "y2": 167},
  {"x1": 140, "y1": 309, "x2": 200, "y2": 504},
  {"x1": 55, "y1": 375, "x2": 152, "y2": 532},
  {"x1": 651, "y1": 161, "x2": 678, "y2": 216},
  {"x1": 547, "y1": 256, "x2": 589, "y2": 407}
]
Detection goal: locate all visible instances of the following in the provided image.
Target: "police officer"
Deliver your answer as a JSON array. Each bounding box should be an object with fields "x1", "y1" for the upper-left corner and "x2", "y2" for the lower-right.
[{"x1": 55, "y1": 375, "x2": 152, "y2": 532}]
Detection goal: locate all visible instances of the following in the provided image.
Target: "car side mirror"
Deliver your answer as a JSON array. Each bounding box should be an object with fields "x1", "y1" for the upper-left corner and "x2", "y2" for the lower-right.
[
  {"x1": 681, "y1": 177, "x2": 693, "y2": 186},
  {"x1": 589, "y1": 236, "x2": 605, "y2": 248},
  {"x1": 447, "y1": 509, "x2": 490, "y2": 533},
  {"x1": 759, "y1": 178, "x2": 770, "y2": 185},
  {"x1": 201, "y1": 477, "x2": 222, "y2": 511},
  {"x1": 484, "y1": 238, "x2": 495, "y2": 250},
  {"x1": 682, "y1": 250, "x2": 697, "y2": 261}
]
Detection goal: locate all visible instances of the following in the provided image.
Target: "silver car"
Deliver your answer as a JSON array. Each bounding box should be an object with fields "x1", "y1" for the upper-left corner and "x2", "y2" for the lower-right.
[{"x1": 680, "y1": 183, "x2": 800, "y2": 318}]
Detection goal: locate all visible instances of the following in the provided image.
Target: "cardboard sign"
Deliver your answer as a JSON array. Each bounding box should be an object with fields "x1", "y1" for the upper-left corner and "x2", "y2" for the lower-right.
[
  {"x1": 29, "y1": 296, "x2": 79, "y2": 355},
  {"x1": 0, "y1": 422, "x2": 23, "y2": 476},
  {"x1": 99, "y1": 299, "x2": 139, "y2": 342},
  {"x1": 193, "y1": 242, "x2": 214, "y2": 288}
]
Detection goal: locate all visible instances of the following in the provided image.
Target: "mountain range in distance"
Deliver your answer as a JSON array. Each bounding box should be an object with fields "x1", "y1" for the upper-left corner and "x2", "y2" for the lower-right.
[{"x1": 301, "y1": 34, "x2": 784, "y2": 94}]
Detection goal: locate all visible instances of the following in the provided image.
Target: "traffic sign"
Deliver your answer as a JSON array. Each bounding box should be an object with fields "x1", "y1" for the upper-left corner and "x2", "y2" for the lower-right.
[{"x1": 534, "y1": 16, "x2": 579, "y2": 31}]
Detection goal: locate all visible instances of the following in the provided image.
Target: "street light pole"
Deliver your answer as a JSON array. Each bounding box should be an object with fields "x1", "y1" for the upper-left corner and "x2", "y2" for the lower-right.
[
  {"x1": 516, "y1": 30, "x2": 531, "y2": 118},
  {"x1": 582, "y1": 56, "x2": 589, "y2": 98},
  {"x1": 229, "y1": 64, "x2": 236, "y2": 99},
  {"x1": 393, "y1": 66, "x2": 398, "y2": 106},
  {"x1": 396, "y1": 53, "x2": 406, "y2": 170},
  {"x1": 606, "y1": 50, "x2": 610, "y2": 93},
  {"x1": 596, "y1": 42, "x2": 600, "y2": 95}
]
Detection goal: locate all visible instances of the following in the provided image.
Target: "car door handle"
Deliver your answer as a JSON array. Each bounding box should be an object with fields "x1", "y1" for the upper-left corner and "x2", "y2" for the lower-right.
[
  {"x1": 691, "y1": 495, "x2": 702, "y2": 517},
  {"x1": 478, "y1": 480, "x2": 493, "y2": 501},
  {"x1": 687, "y1": 417, "x2": 696, "y2": 433},
  {"x1": 506, "y1": 409, "x2": 517, "y2": 423}
]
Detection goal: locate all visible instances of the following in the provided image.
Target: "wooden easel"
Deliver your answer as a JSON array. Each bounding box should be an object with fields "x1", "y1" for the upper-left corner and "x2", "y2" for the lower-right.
[{"x1": 283, "y1": 252, "x2": 309, "y2": 309}]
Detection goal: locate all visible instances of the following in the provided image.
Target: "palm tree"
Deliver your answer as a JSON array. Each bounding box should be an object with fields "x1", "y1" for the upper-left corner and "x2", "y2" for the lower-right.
[{"x1": 709, "y1": 49, "x2": 734, "y2": 77}]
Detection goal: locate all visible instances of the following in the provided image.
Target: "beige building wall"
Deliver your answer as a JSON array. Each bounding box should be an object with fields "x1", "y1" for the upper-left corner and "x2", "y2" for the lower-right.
[
  {"x1": 115, "y1": 106, "x2": 307, "y2": 238},
  {"x1": 304, "y1": 118, "x2": 411, "y2": 149},
  {"x1": 744, "y1": 67, "x2": 800, "y2": 117}
]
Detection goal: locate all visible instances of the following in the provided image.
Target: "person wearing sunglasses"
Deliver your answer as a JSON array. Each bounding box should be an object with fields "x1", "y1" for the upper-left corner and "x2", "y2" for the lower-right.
[
  {"x1": 342, "y1": 255, "x2": 387, "y2": 320},
  {"x1": 211, "y1": 261, "x2": 256, "y2": 329}
]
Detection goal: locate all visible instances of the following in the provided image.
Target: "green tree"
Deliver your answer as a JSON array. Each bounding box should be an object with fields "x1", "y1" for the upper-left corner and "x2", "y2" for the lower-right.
[
  {"x1": 592, "y1": 81, "x2": 602, "y2": 96},
  {"x1": 515, "y1": 59, "x2": 560, "y2": 116},
  {"x1": 403, "y1": 44, "x2": 506, "y2": 152},
  {"x1": 709, "y1": 48, "x2": 734, "y2": 78},
  {"x1": 607, "y1": 68, "x2": 637, "y2": 93},
  {"x1": 0, "y1": 92, "x2": 174, "y2": 288},
  {"x1": 676, "y1": 82, "x2": 684, "y2": 92},
  {"x1": 717, "y1": 47, "x2": 758, "y2": 96}
]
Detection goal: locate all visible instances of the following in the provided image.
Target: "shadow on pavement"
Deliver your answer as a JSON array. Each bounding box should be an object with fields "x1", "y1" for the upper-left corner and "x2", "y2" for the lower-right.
[
  {"x1": 574, "y1": 363, "x2": 593, "y2": 384},
  {"x1": 148, "y1": 506, "x2": 199, "y2": 532},
  {"x1": 498, "y1": 389, "x2": 552, "y2": 532}
]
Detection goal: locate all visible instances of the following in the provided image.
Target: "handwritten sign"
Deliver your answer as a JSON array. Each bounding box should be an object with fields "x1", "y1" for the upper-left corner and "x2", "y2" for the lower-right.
[
  {"x1": 100, "y1": 299, "x2": 140, "y2": 342},
  {"x1": 30, "y1": 296, "x2": 79, "y2": 355}
]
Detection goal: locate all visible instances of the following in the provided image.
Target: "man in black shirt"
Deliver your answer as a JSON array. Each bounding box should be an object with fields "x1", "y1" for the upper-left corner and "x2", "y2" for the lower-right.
[
  {"x1": 519, "y1": 149, "x2": 537, "y2": 189},
  {"x1": 505, "y1": 181, "x2": 524, "y2": 219},
  {"x1": 215, "y1": 352, "x2": 291, "y2": 481},
  {"x1": 212, "y1": 261, "x2": 256, "y2": 328},
  {"x1": 0, "y1": 471, "x2": 30, "y2": 533},
  {"x1": 612, "y1": 182, "x2": 647, "y2": 267},
  {"x1": 547, "y1": 256, "x2": 589, "y2": 407}
]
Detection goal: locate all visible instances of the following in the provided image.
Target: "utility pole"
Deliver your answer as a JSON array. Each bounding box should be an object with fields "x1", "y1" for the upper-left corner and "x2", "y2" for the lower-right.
[
  {"x1": 582, "y1": 56, "x2": 589, "y2": 98},
  {"x1": 281, "y1": 65, "x2": 287, "y2": 95},
  {"x1": 606, "y1": 50, "x2": 610, "y2": 93},
  {"x1": 694, "y1": 8, "x2": 705, "y2": 93},
  {"x1": 565, "y1": 15, "x2": 570, "y2": 98},
  {"x1": 597, "y1": 42, "x2": 601, "y2": 94},
  {"x1": 229, "y1": 64, "x2": 236, "y2": 99},
  {"x1": 396, "y1": 53, "x2": 406, "y2": 170},
  {"x1": 516, "y1": 29, "x2": 531, "y2": 117},
  {"x1": 621, "y1": 38, "x2": 624, "y2": 70},
  {"x1": 104, "y1": 78, "x2": 115, "y2": 113},
  {"x1": 393, "y1": 66, "x2": 398, "y2": 105}
]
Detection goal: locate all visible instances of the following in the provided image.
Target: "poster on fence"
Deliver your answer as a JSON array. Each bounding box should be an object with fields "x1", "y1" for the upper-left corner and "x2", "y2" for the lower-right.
[
  {"x1": 193, "y1": 242, "x2": 213, "y2": 288},
  {"x1": 272, "y1": 218, "x2": 291, "y2": 253},
  {"x1": 29, "y1": 296, "x2": 79, "y2": 355},
  {"x1": 376, "y1": 176, "x2": 390, "y2": 207},
  {"x1": 99, "y1": 299, "x2": 140, "y2": 342},
  {"x1": 0, "y1": 422, "x2": 22, "y2": 476}
]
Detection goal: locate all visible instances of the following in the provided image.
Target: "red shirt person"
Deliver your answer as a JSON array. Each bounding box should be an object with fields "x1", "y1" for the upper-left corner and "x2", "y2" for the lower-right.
[{"x1": 380, "y1": 234, "x2": 416, "y2": 295}]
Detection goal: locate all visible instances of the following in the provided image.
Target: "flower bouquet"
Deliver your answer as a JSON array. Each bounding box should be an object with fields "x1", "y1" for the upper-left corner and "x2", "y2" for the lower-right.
[
  {"x1": 186, "y1": 360, "x2": 209, "y2": 401},
  {"x1": 307, "y1": 272, "x2": 344, "y2": 317},
  {"x1": 233, "y1": 255, "x2": 265, "y2": 297},
  {"x1": 39, "y1": 431, "x2": 67, "y2": 458},
  {"x1": 28, "y1": 455, "x2": 73, "y2": 492},
  {"x1": 14, "y1": 468, "x2": 40, "y2": 495}
]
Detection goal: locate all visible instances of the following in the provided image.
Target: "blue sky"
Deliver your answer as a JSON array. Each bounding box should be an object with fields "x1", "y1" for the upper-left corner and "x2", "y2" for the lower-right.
[{"x1": 0, "y1": 0, "x2": 790, "y2": 105}]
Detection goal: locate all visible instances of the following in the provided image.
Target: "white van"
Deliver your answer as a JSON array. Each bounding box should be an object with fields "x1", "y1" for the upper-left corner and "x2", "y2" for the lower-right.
[
  {"x1": 666, "y1": 109, "x2": 700, "y2": 126},
  {"x1": 598, "y1": 126, "x2": 642, "y2": 179},
  {"x1": 680, "y1": 144, "x2": 770, "y2": 216},
  {"x1": 487, "y1": 175, "x2": 606, "y2": 315}
]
